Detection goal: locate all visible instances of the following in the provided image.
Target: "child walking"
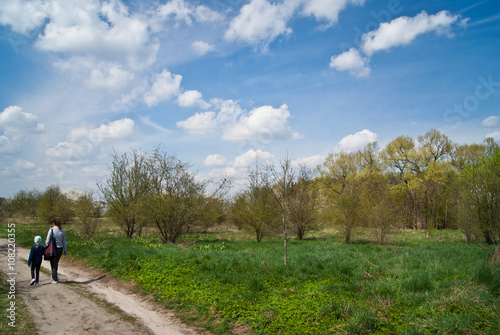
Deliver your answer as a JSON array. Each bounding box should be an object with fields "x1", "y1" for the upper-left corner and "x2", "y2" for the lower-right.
[{"x1": 28, "y1": 236, "x2": 45, "y2": 286}]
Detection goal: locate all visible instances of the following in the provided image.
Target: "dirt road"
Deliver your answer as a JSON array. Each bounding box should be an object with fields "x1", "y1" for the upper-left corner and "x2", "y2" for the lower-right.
[{"x1": 0, "y1": 238, "x2": 201, "y2": 335}]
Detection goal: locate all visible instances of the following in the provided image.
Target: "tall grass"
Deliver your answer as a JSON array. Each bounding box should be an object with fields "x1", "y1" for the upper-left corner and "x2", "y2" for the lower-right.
[{"x1": 3, "y1": 221, "x2": 499, "y2": 334}]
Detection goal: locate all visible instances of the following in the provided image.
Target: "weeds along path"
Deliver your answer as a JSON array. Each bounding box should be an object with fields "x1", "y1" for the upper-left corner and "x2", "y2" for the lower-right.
[{"x1": 0, "y1": 238, "x2": 200, "y2": 335}]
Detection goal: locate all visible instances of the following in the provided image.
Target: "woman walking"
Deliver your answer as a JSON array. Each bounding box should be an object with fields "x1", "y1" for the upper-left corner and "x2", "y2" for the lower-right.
[{"x1": 46, "y1": 218, "x2": 67, "y2": 283}]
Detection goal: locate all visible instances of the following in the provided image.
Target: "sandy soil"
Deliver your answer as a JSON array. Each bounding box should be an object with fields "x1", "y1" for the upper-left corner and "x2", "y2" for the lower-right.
[{"x1": 0, "y1": 238, "x2": 202, "y2": 335}]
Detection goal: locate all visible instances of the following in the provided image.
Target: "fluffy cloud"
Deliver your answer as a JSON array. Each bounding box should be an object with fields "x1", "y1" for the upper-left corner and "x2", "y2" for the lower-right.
[
  {"x1": 234, "y1": 149, "x2": 275, "y2": 167},
  {"x1": 176, "y1": 100, "x2": 301, "y2": 143},
  {"x1": 330, "y1": 10, "x2": 466, "y2": 77},
  {"x1": 486, "y1": 131, "x2": 500, "y2": 141},
  {"x1": 156, "y1": 0, "x2": 223, "y2": 26},
  {"x1": 177, "y1": 112, "x2": 218, "y2": 135},
  {"x1": 225, "y1": 0, "x2": 366, "y2": 49},
  {"x1": 35, "y1": 0, "x2": 158, "y2": 70},
  {"x1": 482, "y1": 115, "x2": 499, "y2": 128},
  {"x1": 88, "y1": 118, "x2": 137, "y2": 142},
  {"x1": 0, "y1": 105, "x2": 45, "y2": 153},
  {"x1": 361, "y1": 10, "x2": 461, "y2": 56},
  {"x1": 177, "y1": 90, "x2": 211, "y2": 109},
  {"x1": 0, "y1": 0, "x2": 48, "y2": 34},
  {"x1": 192, "y1": 41, "x2": 215, "y2": 56},
  {"x1": 330, "y1": 48, "x2": 370, "y2": 78},
  {"x1": 0, "y1": 106, "x2": 45, "y2": 134},
  {"x1": 55, "y1": 57, "x2": 135, "y2": 89},
  {"x1": 336, "y1": 129, "x2": 377, "y2": 152},
  {"x1": 301, "y1": 0, "x2": 365, "y2": 26},
  {"x1": 222, "y1": 104, "x2": 302, "y2": 142},
  {"x1": 13, "y1": 159, "x2": 36, "y2": 170},
  {"x1": 225, "y1": 0, "x2": 293, "y2": 50},
  {"x1": 204, "y1": 154, "x2": 227, "y2": 167},
  {"x1": 144, "y1": 69, "x2": 183, "y2": 107},
  {"x1": 47, "y1": 118, "x2": 138, "y2": 160}
]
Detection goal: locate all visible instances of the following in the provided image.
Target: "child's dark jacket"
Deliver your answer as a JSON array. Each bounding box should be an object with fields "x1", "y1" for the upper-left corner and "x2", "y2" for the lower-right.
[{"x1": 28, "y1": 245, "x2": 45, "y2": 266}]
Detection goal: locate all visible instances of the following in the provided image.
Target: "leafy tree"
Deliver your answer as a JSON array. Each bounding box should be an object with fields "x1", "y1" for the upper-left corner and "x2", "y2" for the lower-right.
[
  {"x1": 361, "y1": 170, "x2": 397, "y2": 244},
  {"x1": 11, "y1": 189, "x2": 40, "y2": 219},
  {"x1": 458, "y1": 148, "x2": 500, "y2": 246},
  {"x1": 37, "y1": 184, "x2": 73, "y2": 224},
  {"x1": 319, "y1": 152, "x2": 364, "y2": 244},
  {"x1": 98, "y1": 149, "x2": 151, "y2": 238},
  {"x1": 0, "y1": 197, "x2": 13, "y2": 219},
  {"x1": 288, "y1": 165, "x2": 318, "y2": 240},
  {"x1": 74, "y1": 191, "x2": 102, "y2": 239},
  {"x1": 381, "y1": 135, "x2": 420, "y2": 176},
  {"x1": 417, "y1": 128, "x2": 453, "y2": 166},
  {"x1": 231, "y1": 162, "x2": 279, "y2": 243}
]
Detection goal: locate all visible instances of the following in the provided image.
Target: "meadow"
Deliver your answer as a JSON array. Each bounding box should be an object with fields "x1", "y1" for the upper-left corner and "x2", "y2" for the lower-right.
[{"x1": 4, "y1": 220, "x2": 500, "y2": 334}]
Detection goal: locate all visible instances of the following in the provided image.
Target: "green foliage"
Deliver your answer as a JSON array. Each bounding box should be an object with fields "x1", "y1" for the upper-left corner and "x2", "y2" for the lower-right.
[{"x1": 5, "y1": 222, "x2": 500, "y2": 335}]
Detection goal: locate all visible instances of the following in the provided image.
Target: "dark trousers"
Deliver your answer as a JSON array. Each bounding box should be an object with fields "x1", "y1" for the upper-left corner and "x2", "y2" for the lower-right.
[
  {"x1": 50, "y1": 248, "x2": 64, "y2": 281},
  {"x1": 30, "y1": 264, "x2": 41, "y2": 283}
]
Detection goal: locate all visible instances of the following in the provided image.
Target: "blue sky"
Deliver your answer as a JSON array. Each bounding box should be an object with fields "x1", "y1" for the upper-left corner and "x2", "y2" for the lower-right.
[{"x1": 0, "y1": 0, "x2": 499, "y2": 198}]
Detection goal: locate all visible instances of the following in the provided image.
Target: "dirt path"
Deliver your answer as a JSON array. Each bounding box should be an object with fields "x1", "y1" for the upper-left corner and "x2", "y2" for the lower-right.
[{"x1": 0, "y1": 238, "x2": 201, "y2": 335}]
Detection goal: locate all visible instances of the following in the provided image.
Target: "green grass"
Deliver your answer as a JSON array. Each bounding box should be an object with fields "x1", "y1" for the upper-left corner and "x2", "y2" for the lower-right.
[{"x1": 2, "y1": 220, "x2": 499, "y2": 334}]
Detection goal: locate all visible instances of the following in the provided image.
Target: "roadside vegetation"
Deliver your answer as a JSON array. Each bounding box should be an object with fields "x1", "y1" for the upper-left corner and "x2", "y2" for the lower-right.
[
  {"x1": 1, "y1": 128, "x2": 499, "y2": 334},
  {"x1": 2, "y1": 220, "x2": 499, "y2": 334}
]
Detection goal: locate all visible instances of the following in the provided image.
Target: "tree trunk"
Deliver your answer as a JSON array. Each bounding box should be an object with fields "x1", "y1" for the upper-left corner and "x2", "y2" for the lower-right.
[{"x1": 492, "y1": 245, "x2": 500, "y2": 263}]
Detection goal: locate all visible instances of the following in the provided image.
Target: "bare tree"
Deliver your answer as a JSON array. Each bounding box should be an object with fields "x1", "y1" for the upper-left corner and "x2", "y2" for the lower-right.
[
  {"x1": 98, "y1": 149, "x2": 151, "y2": 238},
  {"x1": 143, "y1": 149, "x2": 229, "y2": 243},
  {"x1": 231, "y1": 160, "x2": 279, "y2": 243},
  {"x1": 288, "y1": 164, "x2": 317, "y2": 240},
  {"x1": 266, "y1": 153, "x2": 295, "y2": 265},
  {"x1": 74, "y1": 191, "x2": 102, "y2": 240}
]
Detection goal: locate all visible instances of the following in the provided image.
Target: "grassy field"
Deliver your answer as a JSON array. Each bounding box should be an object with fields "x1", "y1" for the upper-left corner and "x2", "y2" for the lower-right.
[{"x1": 2, "y1": 220, "x2": 499, "y2": 334}]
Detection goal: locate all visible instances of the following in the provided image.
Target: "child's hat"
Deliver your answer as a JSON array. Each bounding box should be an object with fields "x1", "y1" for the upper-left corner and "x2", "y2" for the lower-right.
[{"x1": 34, "y1": 236, "x2": 42, "y2": 244}]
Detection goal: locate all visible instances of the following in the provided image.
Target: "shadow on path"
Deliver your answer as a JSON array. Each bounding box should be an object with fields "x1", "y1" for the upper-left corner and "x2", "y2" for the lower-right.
[{"x1": 64, "y1": 274, "x2": 107, "y2": 285}]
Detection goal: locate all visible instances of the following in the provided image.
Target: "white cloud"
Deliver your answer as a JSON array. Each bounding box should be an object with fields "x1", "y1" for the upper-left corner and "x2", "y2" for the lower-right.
[
  {"x1": 0, "y1": 0, "x2": 47, "y2": 34},
  {"x1": 486, "y1": 131, "x2": 500, "y2": 141},
  {"x1": 330, "y1": 48, "x2": 370, "y2": 77},
  {"x1": 234, "y1": 149, "x2": 275, "y2": 167},
  {"x1": 329, "y1": 10, "x2": 465, "y2": 77},
  {"x1": 204, "y1": 154, "x2": 227, "y2": 167},
  {"x1": 89, "y1": 118, "x2": 137, "y2": 142},
  {"x1": 177, "y1": 112, "x2": 218, "y2": 135},
  {"x1": 193, "y1": 4, "x2": 224, "y2": 23},
  {"x1": 176, "y1": 100, "x2": 301, "y2": 143},
  {"x1": 225, "y1": 0, "x2": 293, "y2": 50},
  {"x1": 361, "y1": 10, "x2": 461, "y2": 56},
  {"x1": 13, "y1": 159, "x2": 36, "y2": 170},
  {"x1": 0, "y1": 105, "x2": 45, "y2": 153},
  {"x1": 222, "y1": 104, "x2": 302, "y2": 142},
  {"x1": 293, "y1": 155, "x2": 324, "y2": 169},
  {"x1": 45, "y1": 141, "x2": 93, "y2": 160},
  {"x1": 48, "y1": 118, "x2": 138, "y2": 160},
  {"x1": 336, "y1": 129, "x2": 377, "y2": 152},
  {"x1": 144, "y1": 69, "x2": 183, "y2": 107},
  {"x1": 212, "y1": 99, "x2": 243, "y2": 124},
  {"x1": 192, "y1": 41, "x2": 215, "y2": 56},
  {"x1": 301, "y1": 0, "x2": 365, "y2": 26},
  {"x1": 55, "y1": 57, "x2": 135, "y2": 89},
  {"x1": 482, "y1": 115, "x2": 499, "y2": 128},
  {"x1": 34, "y1": 0, "x2": 158, "y2": 70},
  {"x1": 0, "y1": 106, "x2": 45, "y2": 134},
  {"x1": 177, "y1": 90, "x2": 211, "y2": 109},
  {"x1": 156, "y1": 0, "x2": 222, "y2": 26}
]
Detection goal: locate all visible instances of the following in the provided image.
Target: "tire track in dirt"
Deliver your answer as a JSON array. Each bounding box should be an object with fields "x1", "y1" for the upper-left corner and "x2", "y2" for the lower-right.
[{"x1": 0, "y1": 238, "x2": 201, "y2": 335}]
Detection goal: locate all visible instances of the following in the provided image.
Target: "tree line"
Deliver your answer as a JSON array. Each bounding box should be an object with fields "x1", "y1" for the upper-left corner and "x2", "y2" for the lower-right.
[{"x1": 1, "y1": 129, "x2": 499, "y2": 258}]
